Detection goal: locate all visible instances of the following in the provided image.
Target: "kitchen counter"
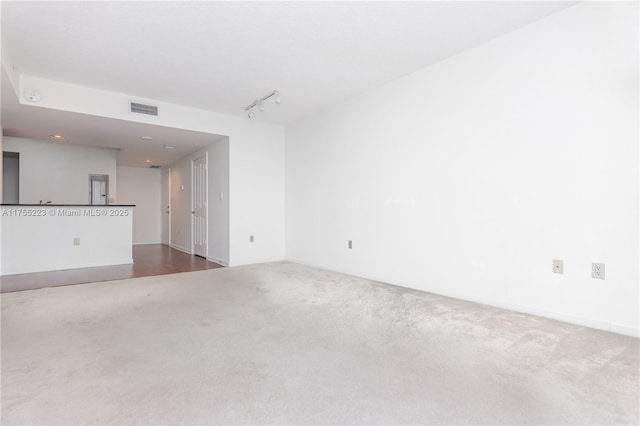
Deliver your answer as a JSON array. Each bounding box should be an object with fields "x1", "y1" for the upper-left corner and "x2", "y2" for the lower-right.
[{"x1": 1, "y1": 205, "x2": 135, "y2": 276}]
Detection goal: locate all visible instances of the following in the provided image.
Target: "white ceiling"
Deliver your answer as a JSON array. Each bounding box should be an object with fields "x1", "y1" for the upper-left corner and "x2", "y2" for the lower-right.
[
  {"x1": 1, "y1": 69, "x2": 226, "y2": 168},
  {"x1": 1, "y1": 1, "x2": 576, "y2": 166}
]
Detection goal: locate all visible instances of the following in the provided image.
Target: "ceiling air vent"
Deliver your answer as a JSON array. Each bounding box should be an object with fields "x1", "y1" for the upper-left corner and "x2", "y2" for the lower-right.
[
  {"x1": 149, "y1": 165, "x2": 161, "y2": 169},
  {"x1": 130, "y1": 101, "x2": 158, "y2": 116}
]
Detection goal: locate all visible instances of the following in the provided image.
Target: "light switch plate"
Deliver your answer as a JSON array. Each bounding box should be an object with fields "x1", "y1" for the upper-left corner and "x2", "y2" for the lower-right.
[{"x1": 553, "y1": 259, "x2": 563, "y2": 274}]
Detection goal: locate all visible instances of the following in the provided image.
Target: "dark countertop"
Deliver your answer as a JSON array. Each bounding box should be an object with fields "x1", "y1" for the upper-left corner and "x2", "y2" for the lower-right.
[{"x1": 1, "y1": 204, "x2": 136, "y2": 207}]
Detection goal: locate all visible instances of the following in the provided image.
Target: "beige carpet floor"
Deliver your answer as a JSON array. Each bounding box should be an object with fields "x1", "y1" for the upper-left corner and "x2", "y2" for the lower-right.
[{"x1": 2, "y1": 262, "x2": 638, "y2": 425}]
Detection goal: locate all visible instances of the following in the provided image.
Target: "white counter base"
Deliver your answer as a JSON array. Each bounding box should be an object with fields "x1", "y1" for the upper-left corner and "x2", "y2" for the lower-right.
[{"x1": 1, "y1": 206, "x2": 134, "y2": 275}]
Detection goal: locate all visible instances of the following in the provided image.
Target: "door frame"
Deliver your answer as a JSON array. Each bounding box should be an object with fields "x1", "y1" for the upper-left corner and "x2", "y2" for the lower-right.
[
  {"x1": 161, "y1": 167, "x2": 171, "y2": 246},
  {"x1": 191, "y1": 153, "x2": 208, "y2": 257}
]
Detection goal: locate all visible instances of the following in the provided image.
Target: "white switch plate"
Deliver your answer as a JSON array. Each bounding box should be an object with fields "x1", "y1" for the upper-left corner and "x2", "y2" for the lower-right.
[
  {"x1": 592, "y1": 262, "x2": 605, "y2": 279},
  {"x1": 73, "y1": 237, "x2": 80, "y2": 246},
  {"x1": 552, "y1": 259, "x2": 563, "y2": 274}
]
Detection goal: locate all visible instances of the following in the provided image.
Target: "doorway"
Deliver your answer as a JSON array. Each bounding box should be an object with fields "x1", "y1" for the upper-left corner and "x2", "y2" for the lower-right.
[
  {"x1": 161, "y1": 168, "x2": 171, "y2": 245},
  {"x1": 89, "y1": 174, "x2": 109, "y2": 205},
  {"x1": 192, "y1": 154, "x2": 208, "y2": 258},
  {"x1": 2, "y1": 152, "x2": 19, "y2": 204}
]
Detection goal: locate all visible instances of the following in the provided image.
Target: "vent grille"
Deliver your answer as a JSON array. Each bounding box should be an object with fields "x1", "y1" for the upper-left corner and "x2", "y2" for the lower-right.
[
  {"x1": 149, "y1": 165, "x2": 161, "y2": 169},
  {"x1": 130, "y1": 101, "x2": 158, "y2": 116}
]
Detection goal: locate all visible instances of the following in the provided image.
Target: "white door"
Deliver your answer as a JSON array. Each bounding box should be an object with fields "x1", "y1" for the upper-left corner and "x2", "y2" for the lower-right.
[
  {"x1": 192, "y1": 155, "x2": 207, "y2": 257},
  {"x1": 161, "y1": 168, "x2": 171, "y2": 245},
  {"x1": 89, "y1": 174, "x2": 109, "y2": 205}
]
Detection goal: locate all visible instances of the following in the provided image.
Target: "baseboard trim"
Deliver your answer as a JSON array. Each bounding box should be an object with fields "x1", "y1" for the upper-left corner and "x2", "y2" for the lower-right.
[
  {"x1": 610, "y1": 323, "x2": 639, "y2": 337},
  {"x1": 170, "y1": 244, "x2": 192, "y2": 255},
  {"x1": 228, "y1": 257, "x2": 286, "y2": 267},
  {"x1": 285, "y1": 257, "x2": 639, "y2": 338},
  {"x1": 207, "y1": 256, "x2": 229, "y2": 266},
  {"x1": 133, "y1": 241, "x2": 162, "y2": 245},
  {"x1": 1, "y1": 259, "x2": 134, "y2": 276}
]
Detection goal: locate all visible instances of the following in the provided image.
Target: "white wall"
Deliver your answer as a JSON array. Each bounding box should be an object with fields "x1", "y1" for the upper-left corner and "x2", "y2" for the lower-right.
[
  {"x1": 2, "y1": 137, "x2": 118, "y2": 204},
  {"x1": 286, "y1": 2, "x2": 639, "y2": 336},
  {"x1": 116, "y1": 166, "x2": 161, "y2": 244},
  {"x1": 208, "y1": 138, "x2": 230, "y2": 265},
  {"x1": 169, "y1": 153, "x2": 194, "y2": 254},
  {"x1": 168, "y1": 138, "x2": 230, "y2": 265}
]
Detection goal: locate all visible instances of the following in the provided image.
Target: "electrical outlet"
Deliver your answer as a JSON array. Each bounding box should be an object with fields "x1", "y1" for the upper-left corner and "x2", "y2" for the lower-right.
[
  {"x1": 552, "y1": 259, "x2": 563, "y2": 274},
  {"x1": 73, "y1": 237, "x2": 80, "y2": 246},
  {"x1": 250, "y1": 235, "x2": 254, "y2": 243},
  {"x1": 592, "y1": 262, "x2": 605, "y2": 280},
  {"x1": 348, "y1": 240, "x2": 353, "y2": 249}
]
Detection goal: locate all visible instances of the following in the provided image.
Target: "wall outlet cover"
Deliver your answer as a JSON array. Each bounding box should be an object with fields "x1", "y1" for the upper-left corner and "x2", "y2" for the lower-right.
[{"x1": 592, "y1": 262, "x2": 605, "y2": 279}]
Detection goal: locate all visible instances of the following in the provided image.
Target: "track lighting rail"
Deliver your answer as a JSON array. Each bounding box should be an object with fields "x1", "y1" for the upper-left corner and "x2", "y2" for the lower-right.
[{"x1": 244, "y1": 91, "x2": 280, "y2": 118}]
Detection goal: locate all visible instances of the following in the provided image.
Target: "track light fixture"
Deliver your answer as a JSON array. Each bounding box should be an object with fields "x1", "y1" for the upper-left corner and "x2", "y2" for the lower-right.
[{"x1": 244, "y1": 90, "x2": 280, "y2": 119}]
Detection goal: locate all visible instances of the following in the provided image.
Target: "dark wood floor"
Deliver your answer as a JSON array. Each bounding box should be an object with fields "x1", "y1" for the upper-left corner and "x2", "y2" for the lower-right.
[{"x1": 1, "y1": 244, "x2": 224, "y2": 293}]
